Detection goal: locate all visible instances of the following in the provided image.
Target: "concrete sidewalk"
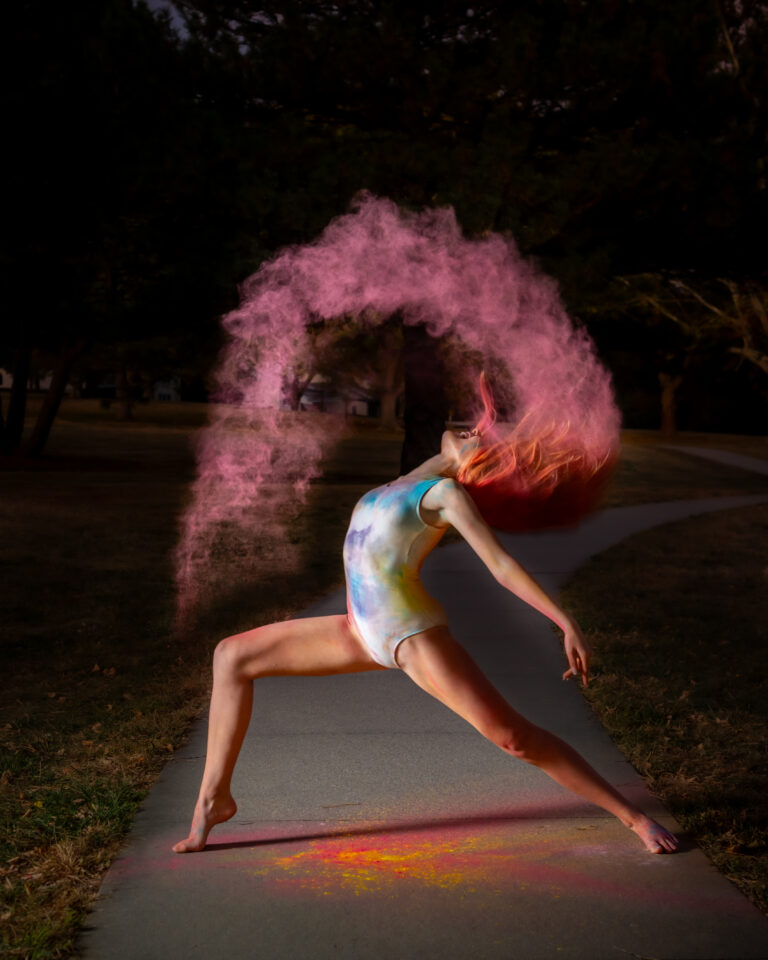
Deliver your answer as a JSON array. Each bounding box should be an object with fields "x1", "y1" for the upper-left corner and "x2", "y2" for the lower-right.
[
  {"x1": 661, "y1": 445, "x2": 768, "y2": 476},
  {"x1": 79, "y1": 491, "x2": 768, "y2": 960}
]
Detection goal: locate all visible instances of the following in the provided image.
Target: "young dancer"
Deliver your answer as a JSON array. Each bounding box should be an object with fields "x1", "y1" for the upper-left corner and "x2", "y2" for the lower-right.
[{"x1": 173, "y1": 397, "x2": 678, "y2": 856}]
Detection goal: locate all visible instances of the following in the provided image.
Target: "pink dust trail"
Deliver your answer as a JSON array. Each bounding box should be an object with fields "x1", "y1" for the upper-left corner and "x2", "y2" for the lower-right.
[{"x1": 174, "y1": 193, "x2": 619, "y2": 625}]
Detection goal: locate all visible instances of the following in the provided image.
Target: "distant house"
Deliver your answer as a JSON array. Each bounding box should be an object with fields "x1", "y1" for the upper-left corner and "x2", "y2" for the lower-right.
[
  {"x1": 295, "y1": 379, "x2": 345, "y2": 414},
  {"x1": 153, "y1": 378, "x2": 182, "y2": 402},
  {"x1": 344, "y1": 384, "x2": 380, "y2": 418},
  {"x1": 0, "y1": 368, "x2": 73, "y2": 395},
  {"x1": 283, "y1": 375, "x2": 379, "y2": 417}
]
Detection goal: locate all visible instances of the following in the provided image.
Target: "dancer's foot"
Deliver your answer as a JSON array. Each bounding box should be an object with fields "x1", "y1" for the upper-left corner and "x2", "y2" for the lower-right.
[
  {"x1": 629, "y1": 814, "x2": 678, "y2": 853},
  {"x1": 172, "y1": 793, "x2": 237, "y2": 853}
]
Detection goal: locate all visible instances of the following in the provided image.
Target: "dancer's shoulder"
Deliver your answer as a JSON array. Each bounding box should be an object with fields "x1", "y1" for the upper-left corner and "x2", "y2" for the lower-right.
[{"x1": 419, "y1": 476, "x2": 469, "y2": 514}]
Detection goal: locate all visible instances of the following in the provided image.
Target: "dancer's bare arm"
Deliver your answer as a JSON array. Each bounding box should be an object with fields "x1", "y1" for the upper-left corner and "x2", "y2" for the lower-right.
[{"x1": 424, "y1": 479, "x2": 591, "y2": 685}]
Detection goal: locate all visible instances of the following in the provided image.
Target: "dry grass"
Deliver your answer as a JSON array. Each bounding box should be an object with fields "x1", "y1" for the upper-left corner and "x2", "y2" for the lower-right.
[
  {"x1": 623, "y1": 428, "x2": 768, "y2": 461},
  {"x1": 605, "y1": 435, "x2": 768, "y2": 505},
  {"x1": 562, "y1": 502, "x2": 768, "y2": 914},
  {"x1": 1, "y1": 405, "x2": 405, "y2": 959},
  {"x1": 25, "y1": 394, "x2": 211, "y2": 430},
  {"x1": 1, "y1": 400, "x2": 767, "y2": 957}
]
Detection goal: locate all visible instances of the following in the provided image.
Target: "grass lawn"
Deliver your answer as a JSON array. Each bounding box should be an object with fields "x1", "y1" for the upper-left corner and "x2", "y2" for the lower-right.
[
  {"x1": 1, "y1": 399, "x2": 767, "y2": 957},
  {"x1": 562, "y1": 501, "x2": 768, "y2": 914}
]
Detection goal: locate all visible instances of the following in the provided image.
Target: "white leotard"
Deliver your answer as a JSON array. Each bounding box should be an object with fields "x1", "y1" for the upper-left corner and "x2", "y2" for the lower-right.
[{"x1": 343, "y1": 474, "x2": 448, "y2": 668}]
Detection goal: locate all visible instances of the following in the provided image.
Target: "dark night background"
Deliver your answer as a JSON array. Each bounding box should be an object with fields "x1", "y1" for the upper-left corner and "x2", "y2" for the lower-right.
[
  {"x1": 2, "y1": 8, "x2": 768, "y2": 955},
  {"x1": 2, "y1": 0, "x2": 767, "y2": 453}
]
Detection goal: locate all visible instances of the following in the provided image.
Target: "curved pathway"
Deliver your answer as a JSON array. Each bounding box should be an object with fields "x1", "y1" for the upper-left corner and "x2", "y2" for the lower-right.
[
  {"x1": 79, "y1": 481, "x2": 768, "y2": 959},
  {"x1": 660, "y1": 445, "x2": 768, "y2": 476}
]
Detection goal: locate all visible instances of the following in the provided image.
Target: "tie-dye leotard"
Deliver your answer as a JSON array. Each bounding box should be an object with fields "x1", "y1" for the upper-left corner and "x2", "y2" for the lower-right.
[{"x1": 343, "y1": 474, "x2": 448, "y2": 669}]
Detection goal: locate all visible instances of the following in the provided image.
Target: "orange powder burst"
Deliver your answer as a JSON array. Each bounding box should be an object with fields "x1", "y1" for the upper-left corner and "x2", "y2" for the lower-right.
[
  {"x1": 267, "y1": 831, "x2": 483, "y2": 895},
  {"x1": 249, "y1": 822, "x2": 615, "y2": 900}
]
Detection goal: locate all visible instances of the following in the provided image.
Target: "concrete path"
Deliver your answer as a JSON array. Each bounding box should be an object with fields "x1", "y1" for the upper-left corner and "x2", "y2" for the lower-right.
[
  {"x1": 78, "y1": 490, "x2": 768, "y2": 960},
  {"x1": 660, "y1": 445, "x2": 768, "y2": 476}
]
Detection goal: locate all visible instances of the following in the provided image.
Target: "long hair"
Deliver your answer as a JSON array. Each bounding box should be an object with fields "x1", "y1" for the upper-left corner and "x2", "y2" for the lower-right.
[{"x1": 456, "y1": 375, "x2": 617, "y2": 532}]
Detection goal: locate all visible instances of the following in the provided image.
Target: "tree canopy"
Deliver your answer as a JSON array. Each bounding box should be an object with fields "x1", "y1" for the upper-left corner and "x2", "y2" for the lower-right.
[{"x1": 2, "y1": 0, "x2": 766, "y2": 454}]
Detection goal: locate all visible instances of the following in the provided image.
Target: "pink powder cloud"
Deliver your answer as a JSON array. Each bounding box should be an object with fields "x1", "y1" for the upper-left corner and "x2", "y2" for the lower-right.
[{"x1": 175, "y1": 193, "x2": 619, "y2": 623}]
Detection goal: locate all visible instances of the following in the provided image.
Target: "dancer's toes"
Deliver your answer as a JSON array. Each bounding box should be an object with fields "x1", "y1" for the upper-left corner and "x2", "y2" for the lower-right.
[
  {"x1": 172, "y1": 795, "x2": 237, "y2": 854},
  {"x1": 172, "y1": 831, "x2": 207, "y2": 854},
  {"x1": 631, "y1": 816, "x2": 678, "y2": 854}
]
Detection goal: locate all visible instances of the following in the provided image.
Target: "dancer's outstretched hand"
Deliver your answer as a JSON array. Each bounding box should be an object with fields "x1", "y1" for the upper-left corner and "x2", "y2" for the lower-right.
[{"x1": 562, "y1": 622, "x2": 591, "y2": 686}]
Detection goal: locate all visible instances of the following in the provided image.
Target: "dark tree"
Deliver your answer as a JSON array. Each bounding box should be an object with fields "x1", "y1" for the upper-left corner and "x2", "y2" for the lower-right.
[
  {"x1": 173, "y1": 0, "x2": 767, "y2": 435},
  {"x1": 1, "y1": 0, "x2": 239, "y2": 455},
  {"x1": 4, "y1": 0, "x2": 765, "y2": 452},
  {"x1": 400, "y1": 323, "x2": 449, "y2": 473}
]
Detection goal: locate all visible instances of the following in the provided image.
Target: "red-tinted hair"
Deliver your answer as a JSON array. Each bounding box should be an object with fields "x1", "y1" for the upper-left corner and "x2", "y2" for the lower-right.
[{"x1": 456, "y1": 376, "x2": 617, "y2": 532}]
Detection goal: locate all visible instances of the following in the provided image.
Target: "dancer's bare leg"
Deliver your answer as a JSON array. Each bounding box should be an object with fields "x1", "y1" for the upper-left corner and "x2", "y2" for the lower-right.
[
  {"x1": 173, "y1": 615, "x2": 385, "y2": 853},
  {"x1": 396, "y1": 627, "x2": 678, "y2": 854}
]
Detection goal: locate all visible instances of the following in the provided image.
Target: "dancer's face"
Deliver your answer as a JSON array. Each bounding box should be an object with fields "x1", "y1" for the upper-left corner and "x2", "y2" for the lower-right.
[{"x1": 441, "y1": 428, "x2": 481, "y2": 467}]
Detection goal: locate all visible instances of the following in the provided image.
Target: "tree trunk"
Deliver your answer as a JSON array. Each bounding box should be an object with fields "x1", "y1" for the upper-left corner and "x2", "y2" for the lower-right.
[
  {"x1": 379, "y1": 341, "x2": 403, "y2": 430},
  {"x1": 286, "y1": 369, "x2": 315, "y2": 411},
  {"x1": 1, "y1": 345, "x2": 31, "y2": 454},
  {"x1": 116, "y1": 364, "x2": 134, "y2": 421},
  {"x1": 23, "y1": 339, "x2": 91, "y2": 458},
  {"x1": 400, "y1": 323, "x2": 448, "y2": 473},
  {"x1": 379, "y1": 387, "x2": 401, "y2": 430},
  {"x1": 285, "y1": 379, "x2": 301, "y2": 410},
  {"x1": 658, "y1": 372, "x2": 683, "y2": 437}
]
